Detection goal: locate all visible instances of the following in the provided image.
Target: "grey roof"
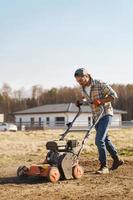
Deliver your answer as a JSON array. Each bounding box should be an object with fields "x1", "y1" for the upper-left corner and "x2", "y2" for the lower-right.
[
  {"x1": 14, "y1": 103, "x2": 126, "y2": 115},
  {"x1": 113, "y1": 109, "x2": 127, "y2": 114}
]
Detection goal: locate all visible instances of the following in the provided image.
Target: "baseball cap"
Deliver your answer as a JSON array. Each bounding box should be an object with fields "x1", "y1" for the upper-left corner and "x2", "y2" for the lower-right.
[{"x1": 74, "y1": 68, "x2": 88, "y2": 77}]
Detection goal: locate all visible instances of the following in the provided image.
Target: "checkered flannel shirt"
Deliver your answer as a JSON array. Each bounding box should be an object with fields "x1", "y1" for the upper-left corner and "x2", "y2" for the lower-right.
[{"x1": 81, "y1": 79, "x2": 118, "y2": 122}]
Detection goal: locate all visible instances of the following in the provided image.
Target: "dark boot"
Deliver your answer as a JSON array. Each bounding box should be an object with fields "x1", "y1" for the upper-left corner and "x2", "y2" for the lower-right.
[
  {"x1": 96, "y1": 164, "x2": 109, "y2": 174},
  {"x1": 111, "y1": 155, "x2": 124, "y2": 170}
]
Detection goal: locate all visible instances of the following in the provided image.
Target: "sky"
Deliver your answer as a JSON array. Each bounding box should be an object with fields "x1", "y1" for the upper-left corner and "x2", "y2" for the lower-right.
[{"x1": 0, "y1": 0, "x2": 133, "y2": 90}]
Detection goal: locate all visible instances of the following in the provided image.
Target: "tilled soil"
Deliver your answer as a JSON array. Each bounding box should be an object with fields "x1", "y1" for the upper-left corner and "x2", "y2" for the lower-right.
[{"x1": 0, "y1": 156, "x2": 133, "y2": 200}]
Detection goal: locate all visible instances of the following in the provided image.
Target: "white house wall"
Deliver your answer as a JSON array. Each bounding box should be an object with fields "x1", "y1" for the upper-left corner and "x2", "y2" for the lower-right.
[
  {"x1": 15, "y1": 112, "x2": 122, "y2": 128},
  {"x1": 15, "y1": 114, "x2": 45, "y2": 123},
  {"x1": 43, "y1": 113, "x2": 67, "y2": 127},
  {"x1": 15, "y1": 113, "x2": 68, "y2": 127},
  {"x1": 112, "y1": 114, "x2": 122, "y2": 127},
  {"x1": 0, "y1": 114, "x2": 4, "y2": 122},
  {"x1": 68, "y1": 113, "x2": 121, "y2": 127},
  {"x1": 67, "y1": 113, "x2": 92, "y2": 127}
]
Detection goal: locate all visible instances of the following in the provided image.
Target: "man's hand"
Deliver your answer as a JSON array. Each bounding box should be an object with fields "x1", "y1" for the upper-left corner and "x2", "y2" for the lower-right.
[
  {"x1": 76, "y1": 100, "x2": 83, "y2": 107},
  {"x1": 93, "y1": 99, "x2": 103, "y2": 106}
]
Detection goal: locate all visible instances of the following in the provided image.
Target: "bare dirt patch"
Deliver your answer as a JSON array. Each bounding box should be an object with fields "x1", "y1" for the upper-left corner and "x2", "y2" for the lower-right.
[{"x1": 0, "y1": 129, "x2": 133, "y2": 200}]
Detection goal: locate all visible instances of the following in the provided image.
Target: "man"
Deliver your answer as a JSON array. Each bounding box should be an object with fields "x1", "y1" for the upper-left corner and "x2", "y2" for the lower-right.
[{"x1": 74, "y1": 68, "x2": 124, "y2": 174}]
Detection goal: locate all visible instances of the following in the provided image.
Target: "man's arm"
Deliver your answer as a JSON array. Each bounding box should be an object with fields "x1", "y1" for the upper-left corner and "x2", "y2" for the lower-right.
[
  {"x1": 93, "y1": 82, "x2": 117, "y2": 106},
  {"x1": 100, "y1": 95, "x2": 115, "y2": 104},
  {"x1": 101, "y1": 82, "x2": 118, "y2": 99}
]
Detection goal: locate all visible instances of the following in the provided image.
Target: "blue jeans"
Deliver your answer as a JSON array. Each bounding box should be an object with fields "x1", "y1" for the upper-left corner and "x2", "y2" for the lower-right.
[{"x1": 95, "y1": 115, "x2": 118, "y2": 166}]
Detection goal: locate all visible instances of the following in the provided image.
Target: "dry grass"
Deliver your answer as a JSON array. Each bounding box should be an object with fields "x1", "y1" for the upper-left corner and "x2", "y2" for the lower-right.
[
  {"x1": 0, "y1": 128, "x2": 133, "y2": 168},
  {"x1": 0, "y1": 128, "x2": 133, "y2": 200}
]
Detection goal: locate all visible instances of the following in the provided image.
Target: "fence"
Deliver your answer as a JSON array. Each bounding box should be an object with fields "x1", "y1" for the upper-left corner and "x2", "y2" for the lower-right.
[
  {"x1": 122, "y1": 121, "x2": 133, "y2": 128},
  {"x1": 15, "y1": 120, "x2": 133, "y2": 131}
]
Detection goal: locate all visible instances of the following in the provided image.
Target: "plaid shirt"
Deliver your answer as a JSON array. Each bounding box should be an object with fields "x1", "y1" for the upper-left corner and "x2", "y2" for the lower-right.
[{"x1": 81, "y1": 78, "x2": 118, "y2": 122}]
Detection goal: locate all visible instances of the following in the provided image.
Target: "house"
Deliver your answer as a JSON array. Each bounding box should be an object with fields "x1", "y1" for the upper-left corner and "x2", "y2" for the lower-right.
[
  {"x1": 14, "y1": 103, "x2": 127, "y2": 130},
  {"x1": 0, "y1": 114, "x2": 4, "y2": 122}
]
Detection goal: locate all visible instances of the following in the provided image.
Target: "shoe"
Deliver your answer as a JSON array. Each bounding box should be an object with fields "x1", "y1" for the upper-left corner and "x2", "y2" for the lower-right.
[
  {"x1": 111, "y1": 159, "x2": 124, "y2": 170},
  {"x1": 96, "y1": 166, "x2": 109, "y2": 174}
]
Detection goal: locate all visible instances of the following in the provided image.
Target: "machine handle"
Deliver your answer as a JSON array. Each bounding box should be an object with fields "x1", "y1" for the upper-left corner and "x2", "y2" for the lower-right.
[
  {"x1": 60, "y1": 105, "x2": 81, "y2": 140},
  {"x1": 76, "y1": 105, "x2": 104, "y2": 157}
]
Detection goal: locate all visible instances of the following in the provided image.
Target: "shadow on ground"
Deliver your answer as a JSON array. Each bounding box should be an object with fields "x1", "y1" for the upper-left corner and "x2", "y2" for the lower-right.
[{"x1": 0, "y1": 176, "x2": 48, "y2": 185}]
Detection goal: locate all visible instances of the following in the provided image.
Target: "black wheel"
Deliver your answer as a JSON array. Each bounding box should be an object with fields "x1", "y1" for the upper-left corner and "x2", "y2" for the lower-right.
[{"x1": 17, "y1": 166, "x2": 29, "y2": 179}]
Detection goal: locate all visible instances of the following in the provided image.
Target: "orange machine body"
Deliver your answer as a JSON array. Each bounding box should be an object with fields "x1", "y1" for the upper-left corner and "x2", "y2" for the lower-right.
[{"x1": 27, "y1": 164, "x2": 51, "y2": 177}]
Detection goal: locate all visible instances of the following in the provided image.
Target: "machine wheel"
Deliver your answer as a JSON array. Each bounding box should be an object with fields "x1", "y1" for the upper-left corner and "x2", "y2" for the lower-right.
[
  {"x1": 17, "y1": 166, "x2": 28, "y2": 178},
  {"x1": 48, "y1": 167, "x2": 60, "y2": 183},
  {"x1": 72, "y1": 164, "x2": 84, "y2": 179}
]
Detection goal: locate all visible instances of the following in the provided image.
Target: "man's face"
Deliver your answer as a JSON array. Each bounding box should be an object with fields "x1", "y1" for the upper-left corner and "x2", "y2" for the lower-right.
[{"x1": 75, "y1": 75, "x2": 90, "y2": 87}]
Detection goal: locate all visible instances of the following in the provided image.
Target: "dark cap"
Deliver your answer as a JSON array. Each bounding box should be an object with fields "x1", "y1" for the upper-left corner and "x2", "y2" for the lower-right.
[{"x1": 74, "y1": 68, "x2": 89, "y2": 77}]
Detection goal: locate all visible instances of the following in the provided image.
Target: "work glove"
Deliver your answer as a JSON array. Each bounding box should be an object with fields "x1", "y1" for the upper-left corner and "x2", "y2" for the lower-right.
[
  {"x1": 75, "y1": 100, "x2": 83, "y2": 107},
  {"x1": 93, "y1": 99, "x2": 103, "y2": 106}
]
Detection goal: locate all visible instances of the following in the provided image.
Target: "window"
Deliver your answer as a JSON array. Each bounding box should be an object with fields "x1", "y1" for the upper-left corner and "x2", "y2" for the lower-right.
[
  {"x1": 88, "y1": 117, "x2": 91, "y2": 126},
  {"x1": 55, "y1": 117, "x2": 65, "y2": 126},
  {"x1": 31, "y1": 117, "x2": 34, "y2": 125},
  {"x1": 19, "y1": 118, "x2": 22, "y2": 123},
  {"x1": 39, "y1": 117, "x2": 42, "y2": 127},
  {"x1": 46, "y1": 117, "x2": 50, "y2": 125},
  {"x1": 0, "y1": 123, "x2": 6, "y2": 126}
]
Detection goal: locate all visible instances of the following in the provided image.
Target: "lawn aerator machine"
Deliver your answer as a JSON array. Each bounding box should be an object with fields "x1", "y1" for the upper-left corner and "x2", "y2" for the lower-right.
[{"x1": 17, "y1": 102, "x2": 103, "y2": 183}]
